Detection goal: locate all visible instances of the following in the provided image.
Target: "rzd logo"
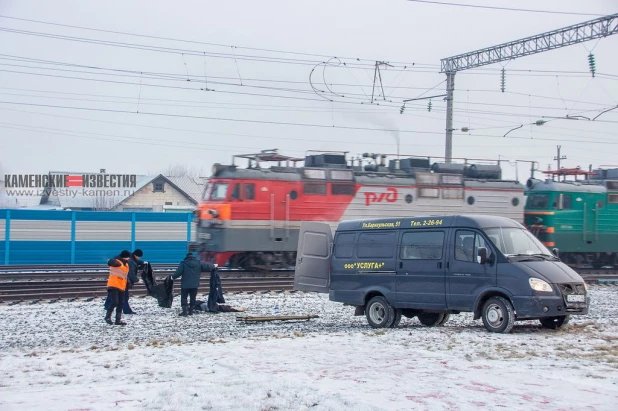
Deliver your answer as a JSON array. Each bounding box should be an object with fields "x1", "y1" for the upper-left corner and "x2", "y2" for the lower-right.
[{"x1": 364, "y1": 187, "x2": 398, "y2": 206}]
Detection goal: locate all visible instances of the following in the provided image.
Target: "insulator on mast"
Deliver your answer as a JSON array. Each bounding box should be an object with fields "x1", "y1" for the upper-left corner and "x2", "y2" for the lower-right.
[
  {"x1": 428, "y1": 100, "x2": 432, "y2": 112},
  {"x1": 500, "y1": 68, "x2": 506, "y2": 92},
  {"x1": 588, "y1": 53, "x2": 596, "y2": 77}
]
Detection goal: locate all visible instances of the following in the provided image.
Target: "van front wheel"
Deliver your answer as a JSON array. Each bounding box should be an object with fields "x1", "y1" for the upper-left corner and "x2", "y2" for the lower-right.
[
  {"x1": 481, "y1": 296, "x2": 515, "y2": 333},
  {"x1": 365, "y1": 296, "x2": 395, "y2": 328}
]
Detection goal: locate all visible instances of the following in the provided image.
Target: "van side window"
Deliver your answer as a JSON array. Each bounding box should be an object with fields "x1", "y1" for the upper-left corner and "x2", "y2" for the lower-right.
[
  {"x1": 455, "y1": 230, "x2": 488, "y2": 262},
  {"x1": 357, "y1": 232, "x2": 397, "y2": 258},
  {"x1": 400, "y1": 231, "x2": 444, "y2": 260},
  {"x1": 334, "y1": 233, "x2": 355, "y2": 258}
]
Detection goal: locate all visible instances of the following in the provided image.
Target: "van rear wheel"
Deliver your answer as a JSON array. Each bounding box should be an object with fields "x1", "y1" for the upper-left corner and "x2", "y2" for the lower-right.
[
  {"x1": 418, "y1": 313, "x2": 445, "y2": 327},
  {"x1": 539, "y1": 315, "x2": 570, "y2": 329},
  {"x1": 390, "y1": 309, "x2": 402, "y2": 328},
  {"x1": 438, "y1": 313, "x2": 451, "y2": 326},
  {"x1": 481, "y1": 296, "x2": 515, "y2": 333},
  {"x1": 365, "y1": 296, "x2": 395, "y2": 328}
]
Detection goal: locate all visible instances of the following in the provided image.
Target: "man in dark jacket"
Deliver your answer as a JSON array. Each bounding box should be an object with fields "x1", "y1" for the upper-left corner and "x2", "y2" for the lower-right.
[
  {"x1": 171, "y1": 252, "x2": 215, "y2": 316},
  {"x1": 123, "y1": 249, "x2": 143, "y2": 314}
]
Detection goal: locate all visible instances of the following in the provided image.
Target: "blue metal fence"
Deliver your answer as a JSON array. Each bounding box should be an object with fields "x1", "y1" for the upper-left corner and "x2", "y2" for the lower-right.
[{"x1": 0, "y1": 209, "x2": 194, "y2": 265}]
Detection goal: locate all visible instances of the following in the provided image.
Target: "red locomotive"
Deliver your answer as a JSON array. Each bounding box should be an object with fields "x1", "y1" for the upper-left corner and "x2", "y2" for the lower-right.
[{"x1": 194, "y1": 149, "x2": 524, "y2": 269}]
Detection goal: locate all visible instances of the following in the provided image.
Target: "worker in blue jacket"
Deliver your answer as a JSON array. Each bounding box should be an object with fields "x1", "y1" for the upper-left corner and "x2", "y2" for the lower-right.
[{"x1": 170, "y1": 252, "x2": 216, "y2": 316}]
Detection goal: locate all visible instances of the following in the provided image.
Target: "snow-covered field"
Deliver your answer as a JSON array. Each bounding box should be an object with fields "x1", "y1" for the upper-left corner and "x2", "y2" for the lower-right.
[{"x1": 1, "y1": 286, "x2": 617, "y2": 410}]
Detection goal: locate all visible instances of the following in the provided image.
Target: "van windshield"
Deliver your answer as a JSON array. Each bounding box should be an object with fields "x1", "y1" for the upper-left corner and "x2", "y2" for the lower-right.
[{"x1": 483, "y1": 227, "x2": 554, "y2": 258}]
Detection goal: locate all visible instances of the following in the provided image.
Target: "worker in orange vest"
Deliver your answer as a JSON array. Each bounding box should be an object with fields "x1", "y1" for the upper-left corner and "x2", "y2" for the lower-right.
[{"x1": 105, "y1": 250, "x2": 131, "y2": 325}]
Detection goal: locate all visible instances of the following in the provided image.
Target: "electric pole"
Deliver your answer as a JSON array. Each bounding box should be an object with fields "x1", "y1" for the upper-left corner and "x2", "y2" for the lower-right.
[
  {"x1": 554, "y1": 145, "x2": 566, "y2": 170},
  {"x1": 439, "y1": 13, "x2": 618, "y2": 163},
  {"x1": 371, "y1": 61, "x2": 393, "y2": 103}
]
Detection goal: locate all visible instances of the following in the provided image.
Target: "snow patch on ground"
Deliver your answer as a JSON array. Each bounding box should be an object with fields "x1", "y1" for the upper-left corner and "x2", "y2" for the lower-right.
[{"x1": 0, "y1": 285, "x2": 617, "y2": 410}]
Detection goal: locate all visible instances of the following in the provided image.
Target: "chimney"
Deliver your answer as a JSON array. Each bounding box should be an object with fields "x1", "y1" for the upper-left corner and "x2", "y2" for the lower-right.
[{"x1": 100, "y1": 169, "x2": 106, "y2": 173}]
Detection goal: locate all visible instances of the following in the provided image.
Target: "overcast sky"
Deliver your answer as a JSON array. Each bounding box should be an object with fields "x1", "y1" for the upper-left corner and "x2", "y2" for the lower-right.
[{"x1": 0, "y1": 0, "x2": 617, "y2": 183}]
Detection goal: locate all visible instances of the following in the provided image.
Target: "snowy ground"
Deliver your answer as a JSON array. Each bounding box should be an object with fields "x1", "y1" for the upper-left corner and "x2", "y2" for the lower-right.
[{"x1": 1, "y1": 286, "x2": 617, "y2": 410}]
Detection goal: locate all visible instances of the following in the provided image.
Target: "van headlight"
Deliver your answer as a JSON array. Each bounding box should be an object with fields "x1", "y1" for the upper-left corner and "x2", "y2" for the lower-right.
[
  {"x1": 529, "y1": 278, "x2": 552, "y2": 292},
  {"x1": 584, "y1": 282, "x2": 589, "y2": 292}
]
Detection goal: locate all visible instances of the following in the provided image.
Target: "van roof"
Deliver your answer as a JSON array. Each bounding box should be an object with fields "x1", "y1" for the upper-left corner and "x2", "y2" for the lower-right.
[{"x1": 336, "y1": 214, "x2": 522, "y2": 231}]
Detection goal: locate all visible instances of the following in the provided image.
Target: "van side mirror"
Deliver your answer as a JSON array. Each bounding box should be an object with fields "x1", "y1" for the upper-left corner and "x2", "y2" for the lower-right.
[
  {"x1": 552, "y1": 247, "x2": 559, "y2": 257},
  {"x1": 477, "y1": 247, "x2": 488, "y2": 264}
]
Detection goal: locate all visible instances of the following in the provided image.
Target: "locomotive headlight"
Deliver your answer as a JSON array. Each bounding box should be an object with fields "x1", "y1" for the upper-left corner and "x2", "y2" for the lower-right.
[
  {"x1": 199, "y1": 233, "x2": 212, "y2": 240},
  {"x1": 208, "y1": 209, "x2": 219, "y2": 218},
  {"x1": 529, "y1": 278, "x2": 553, "y2": 292}
]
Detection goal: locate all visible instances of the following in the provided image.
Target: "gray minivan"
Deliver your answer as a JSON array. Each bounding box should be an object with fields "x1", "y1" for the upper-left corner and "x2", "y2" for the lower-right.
[{"x1": 293, "y1": 215, "x2": 590, "y2": 333}]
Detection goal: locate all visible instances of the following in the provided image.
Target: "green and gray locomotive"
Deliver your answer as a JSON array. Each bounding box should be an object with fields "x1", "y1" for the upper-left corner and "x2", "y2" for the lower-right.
[{"x1": 524, "y1": 168, "x2": 618, "y2": 268}]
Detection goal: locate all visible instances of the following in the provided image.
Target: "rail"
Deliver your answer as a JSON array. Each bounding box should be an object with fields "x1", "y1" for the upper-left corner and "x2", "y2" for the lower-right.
[{"x1": 0, "y1": 270, "x2": 295, "y2": 303}]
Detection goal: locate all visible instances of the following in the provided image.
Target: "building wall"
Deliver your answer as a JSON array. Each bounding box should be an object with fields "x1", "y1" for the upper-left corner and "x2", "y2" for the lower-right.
[{"x1": 117, "y1": 181, "x2": 196, "y2": 212}]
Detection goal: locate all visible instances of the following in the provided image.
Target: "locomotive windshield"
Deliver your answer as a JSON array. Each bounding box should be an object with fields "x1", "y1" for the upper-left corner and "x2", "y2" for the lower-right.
[
  {"x1": 210, "y1": 183, "x2": 229, "y2": 200},
  {"x1": 526, "y1": 194, "x2": 550, "y2": 209},
  {"x1": 483, "y1": 227, "x2": 553, "y2": 257}
]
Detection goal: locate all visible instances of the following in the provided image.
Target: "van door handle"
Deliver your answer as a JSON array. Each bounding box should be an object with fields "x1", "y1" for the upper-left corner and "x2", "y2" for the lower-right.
[
  {"x1": 399, "y1": 262, "x2": 403, "y2": 269},
  {"x1": 437, "y1": 262, "x2": 442, "y2": 269}
]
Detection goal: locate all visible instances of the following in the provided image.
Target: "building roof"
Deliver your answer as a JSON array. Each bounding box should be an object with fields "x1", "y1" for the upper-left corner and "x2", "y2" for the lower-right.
[
  {"x1": 38, "y1": 172, "x2": 205, "y2": 209},
  {"x1": 165, "y1": 176, "x2": 207, "y2": 203}
]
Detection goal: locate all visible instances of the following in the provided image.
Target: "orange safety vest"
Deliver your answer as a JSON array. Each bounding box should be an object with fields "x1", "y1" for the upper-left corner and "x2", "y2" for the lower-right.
[{"x1": 107, "y1": 259, "x2": 129, "y2": 290}]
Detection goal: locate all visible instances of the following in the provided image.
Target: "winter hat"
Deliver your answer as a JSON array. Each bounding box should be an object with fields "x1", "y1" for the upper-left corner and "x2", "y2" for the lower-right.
[
  {"x1": 120, "y1": 250, "x2": 131, "y2": 258},
  {"x1": 185, "y1": 252, "x2": 194, "y2": 258},
  {"x1": 133, "y1": 249, "x2": 144, "y2": 257}
]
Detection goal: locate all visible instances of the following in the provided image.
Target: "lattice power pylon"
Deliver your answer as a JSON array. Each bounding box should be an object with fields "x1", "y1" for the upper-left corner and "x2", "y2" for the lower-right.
[{"x1": 439, "y1": 13, "x2": 618, "y2": 162}]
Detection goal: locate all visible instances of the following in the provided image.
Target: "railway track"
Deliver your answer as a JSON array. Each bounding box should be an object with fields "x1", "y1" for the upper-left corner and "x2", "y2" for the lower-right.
[
  {"x1": 0, "y1": 266, "x2": 295, "y2": 302},
  {"x1": 0, "y1": 265, "x2": 616, "y2": 303}
]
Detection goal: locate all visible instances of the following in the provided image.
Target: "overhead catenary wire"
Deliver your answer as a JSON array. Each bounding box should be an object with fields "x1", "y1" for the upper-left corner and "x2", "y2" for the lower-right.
[
  {"x1": 0, "y1": 14, "x2": 433, "y2": 67},
  {"x1": 406, "y1": 0, "x2": 607, "y2": 17},
  {"x1": 2, "y1": 101, "x2": 618, "y2": 146}
]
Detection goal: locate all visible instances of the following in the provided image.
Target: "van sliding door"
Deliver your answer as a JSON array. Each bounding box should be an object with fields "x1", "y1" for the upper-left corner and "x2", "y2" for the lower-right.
[{"x1": 395, "y1": 230, "x2": 447, "y2": 309}]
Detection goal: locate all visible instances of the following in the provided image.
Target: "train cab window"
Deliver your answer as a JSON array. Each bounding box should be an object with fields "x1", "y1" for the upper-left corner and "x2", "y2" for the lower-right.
[
  {"x1": 331, "y1": 184, "x2": 355, "y2": 195},
  {"x1": 210, "y1": 183, "x2": 229, "y2": 200},
  {"x1": 558, "y1": 194, "x2": 572, "y2": 210},
  {"x1": 400, "y1": 231, "x2": 445, "y2": 260},
  {"x1": 244, "y1": 183, "x2": 255, "y2": 200},
  {"x1": 609, "y1": 194, "x2": 618, "y2": 204},
  {"x1": 303, "y1": 183, "x2": 327, "y2": 195},
  {"x1": 527, "y1": 194, "x2": 549, "y2": 209},
  {"x1": 231, "y1": 183, "x2": 240, "y2": 200}
]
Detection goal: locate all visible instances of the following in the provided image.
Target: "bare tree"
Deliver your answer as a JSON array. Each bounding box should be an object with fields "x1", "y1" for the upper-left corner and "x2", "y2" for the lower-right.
[
  {"x1": 90, "y1": 192, "x2": 118, "y2": 211},
  {"x1": 0, "y1": 162, "x2": 16, "y2": 208},
  {"x1": 154, "y1": 164, "x2": 204, "y2": 178}
]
